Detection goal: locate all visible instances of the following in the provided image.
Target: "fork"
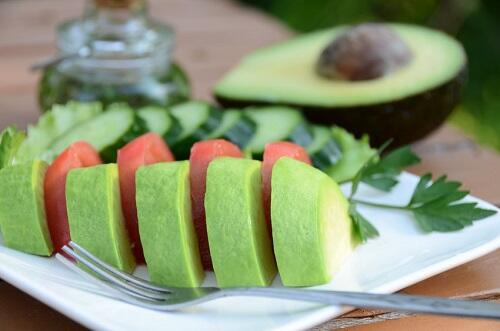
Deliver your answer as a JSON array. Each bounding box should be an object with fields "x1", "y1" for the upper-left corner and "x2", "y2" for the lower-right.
[{"x1": 56, "y1": 241, "x2": 500, "y2": 320}]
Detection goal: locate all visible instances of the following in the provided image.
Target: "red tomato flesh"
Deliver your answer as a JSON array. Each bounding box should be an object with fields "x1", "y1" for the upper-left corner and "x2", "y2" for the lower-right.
[
  {"x1": 117, "y1": 133, "x2": 174, "y2": 263},
  {"x1": 262, "y1": 142, "x2": 312, "y2": 228},
  {"x1": 189, "y1": 139, "x2": 243, "y2": 270},
  {"x1": 44, "y1": 141, "x2": 102, "y2": 252}
]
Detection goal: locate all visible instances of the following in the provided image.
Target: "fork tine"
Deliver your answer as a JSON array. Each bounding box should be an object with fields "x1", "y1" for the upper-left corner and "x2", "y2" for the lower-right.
[
  {"x1": 68, "y1": 241, "x2": 170, "y2": 293},
  {"x1": 55, "y1": 253, "x2": 178, "y2": 309},
  {"x1": 61, "y1": 246, "x2": 168, "y2": 301}
]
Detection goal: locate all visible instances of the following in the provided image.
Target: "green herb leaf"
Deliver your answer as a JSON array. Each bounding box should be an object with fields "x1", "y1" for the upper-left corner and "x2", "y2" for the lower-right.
[
  {"x1": 349, "y1": 203, "x2": 380, "y2": 243},
  {"x1": 407, "y1": 174, "x2": 497, "y2": 232},
  {"x1": 410, "y1": 174, "x2": 460, "y2": 206},
  {"x1": 349, "y1": 147, "x2": 497, "y2": 240},
  {"x1": 0, "y1": 126, "x2": 25, "y2": 169},
  {"x1": 361, "y1": 146, "x2": 421, "y2": 191},
  {"x1": 348, "y1": 140, "x2": 392, "y2": 198}
]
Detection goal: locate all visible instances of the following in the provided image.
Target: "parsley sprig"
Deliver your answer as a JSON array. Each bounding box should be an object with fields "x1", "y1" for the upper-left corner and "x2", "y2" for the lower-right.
[{"x1": 348, "y1": 145, "x2": 497, "y2": 243}]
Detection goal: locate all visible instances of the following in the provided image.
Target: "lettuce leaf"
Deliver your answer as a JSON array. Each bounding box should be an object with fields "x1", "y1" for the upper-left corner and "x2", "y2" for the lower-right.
[
  {"x1": 0, "y1": 126, "x2": 26, "y2": 169},
  {"x1": 327, "y1": 126, "x2": 377, "y2": 183},
  {"x1": 16, "y1": 102, "x2": 102, "y2": 163}
]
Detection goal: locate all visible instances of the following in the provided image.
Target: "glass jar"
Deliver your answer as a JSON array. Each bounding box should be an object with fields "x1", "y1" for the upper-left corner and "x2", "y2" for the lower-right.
[{"x1": 38, "y1": 0, "x2": 190, "y2": 112}]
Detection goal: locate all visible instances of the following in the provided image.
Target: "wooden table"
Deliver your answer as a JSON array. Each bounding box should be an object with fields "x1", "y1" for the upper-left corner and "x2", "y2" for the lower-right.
[{"x1": 0, "y1": 0, "x2": 498, "y2": 330}]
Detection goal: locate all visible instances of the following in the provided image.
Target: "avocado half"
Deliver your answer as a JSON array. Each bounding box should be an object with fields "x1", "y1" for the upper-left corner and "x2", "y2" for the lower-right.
[{"x1": 214, "y1": 24, "x2": 466, "y2": 146}]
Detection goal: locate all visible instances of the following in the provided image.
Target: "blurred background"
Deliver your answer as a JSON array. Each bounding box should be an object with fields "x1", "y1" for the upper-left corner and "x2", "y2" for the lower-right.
[
  {"x1": 0, "y1": 0, "x2": 498, "y2": 152},
  {"x1": 237, "y1": 0, "x2": 500, "y2": 152}
]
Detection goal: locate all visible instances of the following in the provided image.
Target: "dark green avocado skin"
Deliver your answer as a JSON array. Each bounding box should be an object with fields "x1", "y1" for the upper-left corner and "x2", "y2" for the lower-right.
[{"x1": 216, "y1": 68, "x2": 466, "y2": 147}]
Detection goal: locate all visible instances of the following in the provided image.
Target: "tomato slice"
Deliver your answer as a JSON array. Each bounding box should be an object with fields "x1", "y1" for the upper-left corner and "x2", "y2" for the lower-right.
[
  {"x1": 117, "y1": 133, "x2": 174, "y2": 263},
  {"x1": 262, "y1": 142, "x2": 311, "y2": 228},
  {"x1": 189, "y1": 139, "x2": 243, "y2": 270},
  {"x1": 44, "y1": 141, "x2": 102, "y2": 252}
]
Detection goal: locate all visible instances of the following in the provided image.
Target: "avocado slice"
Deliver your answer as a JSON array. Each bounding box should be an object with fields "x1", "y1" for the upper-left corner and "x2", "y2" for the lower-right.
[
  {"x1": 205, "y1": 157, "x2": 276, "y2": 287},
  {"x1": 215, "y1": 23, "x2": 466, "y2": 146},
  {"x1": 0, "y1": 160, "x2": 53, "y2": 256},
  {"x1": 271, "y1": 158, "x2": 355, "y2": 286},
  {"x1": 136, "y1": 161, "x2": 204, "y2": 287},
  {"x1": 66, "y1": 164, "x2": 135, "y2": 272}
]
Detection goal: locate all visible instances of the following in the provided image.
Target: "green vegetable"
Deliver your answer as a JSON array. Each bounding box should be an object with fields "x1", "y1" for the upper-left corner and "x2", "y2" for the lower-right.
[
  {"x1": 0, "y1": 160, "x2": 53, "y2": 256},
  {"x1": 16, "y1": 102, "x2": 103, "y2": 163},
  {"x1": 348, "y1": 146, "x2": 497, "y2": 242},
  {"x1": 205, "y1": 157, "x2": 276, "y2": 287},
  {"x1": 407, "y1": 174, "x2": 497, "y2": 232},
  {"x1": 207, "y1": 110, "x2": 257, "y2": 149},
  {"x1": 0, "y1": 126, "x2": 25, "y2": 169},
  {"x1": 48, "y1": 103, "x2": 146, "y2": 162},
  {"x1": 136, "y1": 161, "x2": 204, "y2": 287},
  {"x1": 66, "y1": 164, "x2": 136, "y2": 272},
  {"x1": 137, "y1": 106, "x2": 181, "y2": 145},
  {"x1": 244, "y1": 106, "x2": 312, "y2": 158},
  {"x1": 361, "y1": 145, "x2": 421, "y2": 191},
  {"x1": 169, "y1": 101, "x2": 223, "y2": 159},
  {"x1": 348, "y1": 203, "x2": 379, "y2": 244},
  {"x1": 306, "y1": 125, "x2": 342, "y2": 170},
  {"x1": 327, "y1": 126, "x2": 376, "y2": 182},
  {"x1": 271, "y1": 157, "x2": 354, "y2": 286}
]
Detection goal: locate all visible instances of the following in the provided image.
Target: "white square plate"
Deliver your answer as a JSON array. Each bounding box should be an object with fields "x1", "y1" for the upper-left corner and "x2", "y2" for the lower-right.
[{"x1": 0, "y1": 172, "x2": 498, "y2": 331}]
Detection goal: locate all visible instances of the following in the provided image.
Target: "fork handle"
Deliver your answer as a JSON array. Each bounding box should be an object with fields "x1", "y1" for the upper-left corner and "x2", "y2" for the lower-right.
[{"x1": 223, "y1": 288, "x2": 500, "y2": 320}]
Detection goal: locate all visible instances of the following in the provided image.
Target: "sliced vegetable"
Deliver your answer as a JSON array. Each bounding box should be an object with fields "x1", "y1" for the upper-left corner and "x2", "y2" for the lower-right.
[
  {"x1": 66, "y1": 164, "x2": 135, "y2": 272},
  {"x1": 189, "y1": 139, "x2": 243, "y2": 270},
  {"x1": 306, "y1": 125, "x2": 342, "y2": 170},
  {"x1": 271, "y1": 158, "x2": 354, "y2": 286},
  {"x1": 0, "y1": 160, "x2": 53, "y2": 256},
  {"x1": 262, "y1": 142, "x2": 311, "y2": 227},
  {"x1": 205, "y1": 157, "x2": 276, "y2": 287},
  {"x1": 327, "y1": 126, "x2": 377, "y2": 183},
  {"x1": 207, "y1": 110, "x2": 256, "y2": 149},
  {"x1": 44, "y1": 142, "x2": 101, "y2": 252},
  {"x1": 117, "y1": 133, "x2": 174, "y2": 263},
  {"x1": 0, "y1": 126, "x2": 25, "y2": 169},
  {"x1": 16, "y1": 102, "x2": 102, "y2": 163},
  {"x1": 170, "y1": 101, "x2": 223, "y2": 159},
  {"x1": 136, "y1": 161, "x2": 204, "y2": 287},
  {"x1": 48, "y1": 104, "x2": 146, "y2": 162},
  {"x1": 137, "y1": 106, "x2": 181, "y2": 145},
  {"x1": 245, "y1": 106, "x2": 312, "y2": 158}
]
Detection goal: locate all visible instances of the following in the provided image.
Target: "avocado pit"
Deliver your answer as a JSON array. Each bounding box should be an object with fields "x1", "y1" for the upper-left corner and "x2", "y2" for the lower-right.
[{"x1": 316, "y1": 23, "x2": 413, "y2": 81}]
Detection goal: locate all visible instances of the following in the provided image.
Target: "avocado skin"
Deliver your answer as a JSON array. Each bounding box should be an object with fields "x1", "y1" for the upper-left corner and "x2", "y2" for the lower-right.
[{"x1": 216, "y1": 68, "x2": 465, "y2": 147}]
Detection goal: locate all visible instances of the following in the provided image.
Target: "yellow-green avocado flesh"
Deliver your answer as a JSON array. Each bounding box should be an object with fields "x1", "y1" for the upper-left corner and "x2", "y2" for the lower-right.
[
  {"x1": 205, "y1": 157, "x2": 276, "y2": 287},
  {"x1": 271, "y1": 158, "x2": 355, "y2": 286},
  {"x1": 215, "y1": 24, "x2": 466, "y2": 107},
  {"x1": 136, "y1": 161, "x2": 204, "y2": 287},
  {"x1": 66, "y1": 164, "x2": 135, "y2": 272},
  {"x1": 0, "y1": 160, "x2": 53, "y2": 256}
]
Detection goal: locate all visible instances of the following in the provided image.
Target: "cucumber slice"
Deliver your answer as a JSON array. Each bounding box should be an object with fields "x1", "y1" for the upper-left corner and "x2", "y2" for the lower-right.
[
  {"x1": 207, "y1": 110, "x2": 256, "y2": 148},
  {"x1": 137, "y1": 106, "x2": 181, "y2": 145},
  {"x1": 48, "y1": 104, "x2": 146, "y2": 162},
  {"x1": 169, "y1": 101, "x2": 223, "y2": 159},
  {"x1": 17, "y1": 102, "x2": 103, "y2": 163},
  {"x1": 306, "y1": 125, "x2": 342, "y2": 170},
  {"x1": 245, "y1": 106, "x2": 312, "y2": 158}
]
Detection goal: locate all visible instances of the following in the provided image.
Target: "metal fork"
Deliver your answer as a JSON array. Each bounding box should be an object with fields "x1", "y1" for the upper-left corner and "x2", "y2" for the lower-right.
[{"x1": 56, "y1": 241, "x2": 500, "y2": 319}]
